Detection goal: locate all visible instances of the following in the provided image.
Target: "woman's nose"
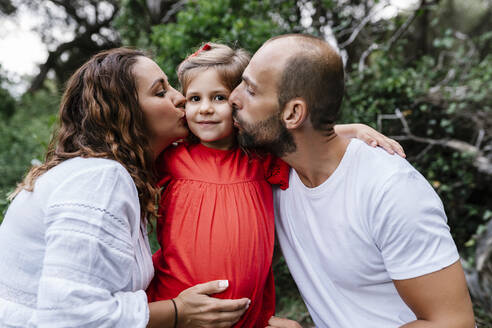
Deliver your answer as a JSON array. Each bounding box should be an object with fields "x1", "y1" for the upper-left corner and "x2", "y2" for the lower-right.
[{"x1": 173, "y1": 90, "x2": 186, "y2": 110}]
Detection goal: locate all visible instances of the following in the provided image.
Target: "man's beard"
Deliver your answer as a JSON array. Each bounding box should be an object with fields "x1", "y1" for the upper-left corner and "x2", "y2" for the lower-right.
[{"x1": 233, "y1": 108, "x2": 296, "y2": 158}]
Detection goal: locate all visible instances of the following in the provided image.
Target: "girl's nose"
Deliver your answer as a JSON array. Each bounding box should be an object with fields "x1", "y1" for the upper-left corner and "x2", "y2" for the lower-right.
[{"x1": 199, "y1": 100, "x2": 214, "y2": 114}]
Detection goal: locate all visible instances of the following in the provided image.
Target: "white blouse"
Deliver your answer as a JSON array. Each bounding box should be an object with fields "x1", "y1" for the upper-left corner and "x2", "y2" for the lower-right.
[{"x1": 0, "y1": 157, "x2": 154, "y2": 327}]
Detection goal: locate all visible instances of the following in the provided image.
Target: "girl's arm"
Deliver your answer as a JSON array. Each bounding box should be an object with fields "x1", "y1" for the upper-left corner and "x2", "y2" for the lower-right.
[
  {"x1": 334, "y1": 123, "x2": 405, "y2": 158},
  {"x1": 148, "y1": 280, "x2": 249, "y2": 328}
]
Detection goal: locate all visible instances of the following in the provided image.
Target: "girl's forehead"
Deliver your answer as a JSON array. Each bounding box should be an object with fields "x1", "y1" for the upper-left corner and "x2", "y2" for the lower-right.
[{"x1": 184, "y1": 68, "x2": 231, "y2": 93}]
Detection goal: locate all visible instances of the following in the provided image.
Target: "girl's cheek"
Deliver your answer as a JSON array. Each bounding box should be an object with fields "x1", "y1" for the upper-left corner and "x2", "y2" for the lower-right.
[{"x1": 184, "y1": 109, "x2": 192, "y2": 121}]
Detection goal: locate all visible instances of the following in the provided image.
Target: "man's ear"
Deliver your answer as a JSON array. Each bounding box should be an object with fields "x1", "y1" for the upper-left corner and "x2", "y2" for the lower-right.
[{"x1": 282, "y1": 98, "x2": 308, "y2": 129}]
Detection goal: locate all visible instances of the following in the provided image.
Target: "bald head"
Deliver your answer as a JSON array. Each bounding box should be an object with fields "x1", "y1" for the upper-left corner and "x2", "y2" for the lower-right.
[
  {"x1": 266, "y1": 33, "x2": 338, "y2": 55},
  {"x1": 259, "y1": 34, "x2": 345, "y2": 134}
]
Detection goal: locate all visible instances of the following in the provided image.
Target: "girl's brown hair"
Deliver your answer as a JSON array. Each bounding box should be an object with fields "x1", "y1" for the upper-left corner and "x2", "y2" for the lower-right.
[
  {"x1": 177, "y1": 42, "x2": 250, "y2": 95},
  {"x1": 11, "y1": 48, "x2": 160, "y2": 222}
]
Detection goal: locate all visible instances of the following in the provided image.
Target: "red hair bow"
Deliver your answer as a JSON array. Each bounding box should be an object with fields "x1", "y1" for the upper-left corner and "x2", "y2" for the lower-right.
[{"x1": 190, "y1": 43, "x2": 211, "y2": 57}]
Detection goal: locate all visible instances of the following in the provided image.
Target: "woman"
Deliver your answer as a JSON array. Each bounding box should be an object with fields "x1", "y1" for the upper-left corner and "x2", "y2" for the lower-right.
[{"x1": 0, "y1": 48, "x2": 249, "y2": 328}]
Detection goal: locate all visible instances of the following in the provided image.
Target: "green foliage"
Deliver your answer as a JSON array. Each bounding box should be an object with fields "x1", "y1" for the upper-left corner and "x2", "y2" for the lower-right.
[
  {"x1": 0, "y1": 69, "x2": 16, "y2": 118},
  {"x1": 149, "y1": 0, "x2": 289, "y2": 86},
  {"x1": 113, "y1": 0, "x2": 155, "y2": 48},
  {"x1": 342, "y1": 32, "x2": 492, "y2": 250},
  {"x1": 0, "y1": 90, "x2": 58, "y2": 221}
]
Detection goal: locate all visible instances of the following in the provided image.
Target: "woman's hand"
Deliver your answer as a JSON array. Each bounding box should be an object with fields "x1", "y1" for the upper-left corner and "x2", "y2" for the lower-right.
[
  {"x1": 175, "y1": 280, "x2": 250, "y2": 328},
  {"x1": 334, "y1": 123, "x2": 406, "y2": 158},
  {"x1": 266, "y1": 316, "x2": 303, "y2": 328}
]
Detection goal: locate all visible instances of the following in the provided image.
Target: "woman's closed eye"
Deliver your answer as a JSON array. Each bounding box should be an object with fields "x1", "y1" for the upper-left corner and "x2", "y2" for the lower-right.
[{"x1": 156, "y1": 90, "x2": 167, "y2": 97}]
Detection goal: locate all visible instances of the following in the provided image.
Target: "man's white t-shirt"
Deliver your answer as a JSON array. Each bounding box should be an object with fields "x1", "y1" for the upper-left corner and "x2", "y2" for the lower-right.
[{"x1": 274, "y1": 139, "x2": 459, "y2": 328}]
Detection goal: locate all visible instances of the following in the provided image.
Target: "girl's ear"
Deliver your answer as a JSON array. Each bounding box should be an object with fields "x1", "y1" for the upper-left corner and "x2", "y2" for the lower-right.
[{"x1": 281, "y1": 98, "x2": 308, "y2": 129}]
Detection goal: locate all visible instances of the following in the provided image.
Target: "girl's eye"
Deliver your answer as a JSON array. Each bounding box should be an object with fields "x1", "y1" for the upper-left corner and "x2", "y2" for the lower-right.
[
  {"x1": 214, "y1": 95, "x2": 227, "y2": 101},
  {"x1": 189, "y1": 96, "x2": 200, "y2": 102},
  {"x1": 156, "y1": 90, "x2": 166, "y2": 97}
]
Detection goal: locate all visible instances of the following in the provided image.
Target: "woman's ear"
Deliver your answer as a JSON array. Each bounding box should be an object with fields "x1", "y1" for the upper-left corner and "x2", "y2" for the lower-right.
[{"x1": 282, "y1": 98, "x2": 308, "y2": 129}]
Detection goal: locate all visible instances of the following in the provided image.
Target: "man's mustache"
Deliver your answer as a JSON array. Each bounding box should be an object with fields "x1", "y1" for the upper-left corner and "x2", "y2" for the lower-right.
[{"x1": 231, "y1": 106, "x2": 240, "y2": 123}]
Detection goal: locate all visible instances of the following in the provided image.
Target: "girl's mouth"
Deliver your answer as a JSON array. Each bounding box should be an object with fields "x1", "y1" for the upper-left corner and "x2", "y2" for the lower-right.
[{"x1": 198, "y1": 121, "x2": 219, "y2": 125}]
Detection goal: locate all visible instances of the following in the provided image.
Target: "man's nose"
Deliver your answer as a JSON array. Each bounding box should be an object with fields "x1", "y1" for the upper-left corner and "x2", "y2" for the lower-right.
[{"x1": 229, "y1": 87, "x2": 241, "y2": 110}]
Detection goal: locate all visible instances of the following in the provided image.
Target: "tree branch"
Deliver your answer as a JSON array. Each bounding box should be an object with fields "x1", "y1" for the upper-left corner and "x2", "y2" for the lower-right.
[
  {"x1": 378, "y1": 109, "x2": 492, "y2": 175},
  {"x1": 358, "y1": 0, "x2": 430, "y2": 73},
  {"x1": 339, "y1": 2, "x2": 391, "y2": 49},
  {"x1": 49, "y1": 0, "x2": 89, "y2": 27},
  {"x1": 27, "y1": 4, "x2": 120, "y2": 93},
  {"x1": 160, "y1": 0, "x2": 187, "y2": 24}
]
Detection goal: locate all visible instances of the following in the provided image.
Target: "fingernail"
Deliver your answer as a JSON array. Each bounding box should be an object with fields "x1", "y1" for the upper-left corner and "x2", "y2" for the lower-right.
[
  {"x1": 246, "y1": 299, "x2": 251, "y2": 309},
  {"x1": 218, "y1": 280, "x2": 228, "y2": 288}
]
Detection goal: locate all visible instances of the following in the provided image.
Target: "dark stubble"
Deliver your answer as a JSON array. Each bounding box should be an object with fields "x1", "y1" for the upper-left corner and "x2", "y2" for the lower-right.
[{"x1": 233, "y1": 107, "x2": 296, "y2": 158}]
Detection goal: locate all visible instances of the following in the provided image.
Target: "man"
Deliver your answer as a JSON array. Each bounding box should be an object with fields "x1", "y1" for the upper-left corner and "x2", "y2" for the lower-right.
[{"x1": 229, "y1": 34, "x2": 475, "y2": 328}]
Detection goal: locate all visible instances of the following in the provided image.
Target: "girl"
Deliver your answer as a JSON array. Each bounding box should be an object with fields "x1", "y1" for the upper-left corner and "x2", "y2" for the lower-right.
[
  {"x1": 146, "y1": 43, "x2": 404, "y2": 327},
  {"x1": 147, "y1": 43, "x2": 283, "y2": 327}
]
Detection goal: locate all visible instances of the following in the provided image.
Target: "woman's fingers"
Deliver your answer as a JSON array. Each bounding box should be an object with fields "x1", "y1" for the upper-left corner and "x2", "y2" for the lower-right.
[
  {"x1": 191, "y1": 279, "x2": 230, "y2": 295},
  {"x1": 186, "y1": 280, "x2": 250, "y2": 311},
  {"x1": 211, "y1": 297, "x2": 251, "y2": 312},
  {"x1": 176, "y1": 300, "x2": 248, "y2": 328},
  {"x1": 175, "y1": 281, "x2": 250, "y2": 328}
]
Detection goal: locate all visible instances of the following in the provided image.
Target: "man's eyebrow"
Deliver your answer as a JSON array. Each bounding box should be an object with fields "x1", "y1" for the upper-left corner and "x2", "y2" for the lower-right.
[
  {"x1": 149, "y1": 78, "x2": 165, "y2": 90},
  {"x1": 242, "y1": 76, "x2": 258, "y2": 90}
]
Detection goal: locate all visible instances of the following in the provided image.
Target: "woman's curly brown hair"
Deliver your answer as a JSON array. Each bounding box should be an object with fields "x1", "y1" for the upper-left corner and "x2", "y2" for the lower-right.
[{"x1": 11, "y1": 48, "x2": 160, "y2": 223}]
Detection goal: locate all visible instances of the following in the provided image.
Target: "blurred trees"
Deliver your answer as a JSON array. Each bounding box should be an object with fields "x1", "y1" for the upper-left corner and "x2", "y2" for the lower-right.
[
  {"x1": 0, "y1": 0, "x2": 121, "y2": 92},
  {"x1": 0, "y1": 87, "x2": 58, "y2": 219},
  {"x1": 0, "y1": 67, "x2": 16, "y2": 118},
  {"x1": 0, "y1": 0, "x2": 491, "y2": 325}
]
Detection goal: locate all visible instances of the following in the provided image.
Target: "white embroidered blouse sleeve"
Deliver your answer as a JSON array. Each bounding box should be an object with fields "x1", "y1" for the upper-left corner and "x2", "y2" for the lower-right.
[{"x1": 31, "y1": 160, "x2": 149, "y2": 328}]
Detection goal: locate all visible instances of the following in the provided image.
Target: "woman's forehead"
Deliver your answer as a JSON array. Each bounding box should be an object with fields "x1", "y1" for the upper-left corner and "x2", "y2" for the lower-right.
[{"x1": 134, "y1": 57, "x2": 168, "y2": 86}]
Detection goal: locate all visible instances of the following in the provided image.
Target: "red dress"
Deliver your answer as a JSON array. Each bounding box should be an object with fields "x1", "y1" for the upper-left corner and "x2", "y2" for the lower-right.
[{"x1": 146, "y1": 142, "x2": 289, "y2": 327}]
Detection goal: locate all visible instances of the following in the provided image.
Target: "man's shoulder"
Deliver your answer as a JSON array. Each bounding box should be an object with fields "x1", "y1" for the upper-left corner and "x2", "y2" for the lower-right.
[
  {"x1": 336, "y1": 139, "x2": 433, "y2": 204},
  {"x1": 348, "y1": 139, "x2": 416, "y2": 182}
]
